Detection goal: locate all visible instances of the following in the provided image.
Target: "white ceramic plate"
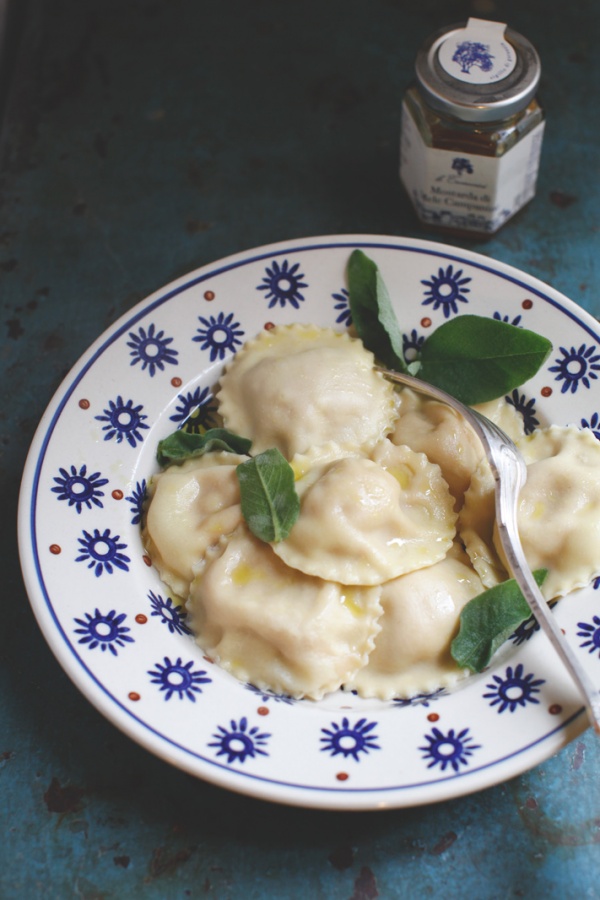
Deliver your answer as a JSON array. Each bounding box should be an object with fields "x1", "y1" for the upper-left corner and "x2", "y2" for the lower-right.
[{"x1": 18, "y1": 235, "x2": 600, "y2": 810}]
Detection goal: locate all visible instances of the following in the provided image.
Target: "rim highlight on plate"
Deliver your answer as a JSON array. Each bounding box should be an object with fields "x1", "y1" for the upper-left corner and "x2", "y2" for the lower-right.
[{"x1": 18, "y1": 235, "x2": 600, "y2": 810}]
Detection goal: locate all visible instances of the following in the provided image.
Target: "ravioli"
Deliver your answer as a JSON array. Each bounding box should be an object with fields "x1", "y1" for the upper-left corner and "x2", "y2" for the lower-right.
[
  {"x1": 347, "y1": 546, "x2": 483, "y2": 699},
  {"x1": 272, "y1": 446, "x2": 457, "y2": 585},
  {"x1": 187, "y1": 525, "x2": 383, "y2": 700},
  {"x1": 216, "y1": 324, "x2": 398, "y2": 459},
  {"x1": 144, "y1": 320, "x2": 600, "y2": 704},
  {"x1": 390, "y1": 389, "x2": 525, "y2": 509},
  {"x1": 143, "y1": 453, "x2": 248, "y2": 598},
  {"x1": 494, "y1": 425, "x2": 600, "y2": 598}
]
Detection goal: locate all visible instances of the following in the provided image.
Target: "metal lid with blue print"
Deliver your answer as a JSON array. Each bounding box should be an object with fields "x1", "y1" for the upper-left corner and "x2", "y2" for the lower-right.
[{"x1": 415, "y1": 18, "x2": 541, "y2": 122}]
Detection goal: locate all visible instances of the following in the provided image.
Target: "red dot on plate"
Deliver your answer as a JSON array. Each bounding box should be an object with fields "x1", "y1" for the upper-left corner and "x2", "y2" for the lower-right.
[
  {"x1": 135, "y1": 614, "x2": 148, "y2": 624},
  {"x1": 522, "y1": 299, "x2": 533, "y2": 310},
  {"x1": 204, "y1": 290, "x2": 215, "y2": 301},
  {"x1": 541, "y1": 386, "x2": 553, "y2": 397},
  {"x1": 427, "y1": 712, "x2": 440, "y2": 722},
  {"x1": 264, "y1": 321, "x2": 275, "y2": 331},
  {"x1": 171, "y1": 376, "x2": 182, "y2": 388},
  {"x1": 336, "y1": 772, "x2": 349, "y2": 782},
  {"x1": 111, "y1": 489, "x2": 124, "y2": 500},
  {"x1": 142, "y1": 555, "x2": 152, "y2": 567},
  {"x1": 78, "y1": 398, "x2": 90, "y2": 410},
  {"x1": 257, "y1": 706, "x2": 269, "y2": 716},
  {"x1": 49, "y1": 544, "x2": 62, "y2": 555},
  {"x1": 128, "y1": 692, "x2": 141, "y2": 702},
  {"x1": 549, "y1": 704, "x2": 563, "y2": 716},
  {"x1": 420, "y1": 317, "x2": 432, "y2": 328}
]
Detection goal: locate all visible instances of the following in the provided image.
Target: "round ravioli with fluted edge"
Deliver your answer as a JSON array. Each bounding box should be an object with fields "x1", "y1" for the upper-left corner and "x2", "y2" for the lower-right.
[
  {"x1": 186, "y1": 524, "x2": 383, "y2": 700},
  {"x1": 390, "y1": 389, "x2": 525, "y2": 510},
  {"x1": 216, "y1": 324, "x2": 399, "y2": 459},
  {"x1": 346, "y1": 544, "x2": 483, "y2": 700},
  {"x1": 494, "y1": 425, "x2": 600, "y2": 599},
  {"x1": 272, "y1": 443, "x2": 457, "y2": 585},
  {"x1": 143, "y1": 452, "x2": 248, "y2": 599}
]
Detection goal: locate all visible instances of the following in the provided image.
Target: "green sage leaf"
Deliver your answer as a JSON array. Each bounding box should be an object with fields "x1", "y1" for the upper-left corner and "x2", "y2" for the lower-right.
[
  {"x1": 236, "y1": 448, "x2": 300, "y2": 543},
  {"x1": 418, "y1": 315, "x2": 553, "y2": 405},
  {"x1": 451, "y1": 568, "x2": 549, "y2": 673},
  {"x1": 157, "y1": 428, "x2": 252, "y2": 467},
  {"x1": 347, "y1": 249, "x2": 407, "y2": 371}
]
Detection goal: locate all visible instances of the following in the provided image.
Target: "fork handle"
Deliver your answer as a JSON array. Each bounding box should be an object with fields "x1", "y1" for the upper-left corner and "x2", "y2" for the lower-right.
[{"x1": 496, "y1": 505, "x2": 600, "y2": 736}]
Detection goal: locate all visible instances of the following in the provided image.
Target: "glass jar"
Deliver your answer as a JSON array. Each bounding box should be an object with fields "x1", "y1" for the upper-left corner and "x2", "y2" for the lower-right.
[{"x1": 400, "y1": 18, "x2": 545, "y2": 237}]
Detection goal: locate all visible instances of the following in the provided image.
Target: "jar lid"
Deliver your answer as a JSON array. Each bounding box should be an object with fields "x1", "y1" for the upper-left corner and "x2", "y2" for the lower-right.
[{"x1": 415, "y1": 18, "x2": 541, "y2": 122}]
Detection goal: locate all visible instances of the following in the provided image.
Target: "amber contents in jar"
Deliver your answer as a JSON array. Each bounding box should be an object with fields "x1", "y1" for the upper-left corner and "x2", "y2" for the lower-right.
[{"x1": 404, "y1": 85, "x2": 544, "y2": 158}]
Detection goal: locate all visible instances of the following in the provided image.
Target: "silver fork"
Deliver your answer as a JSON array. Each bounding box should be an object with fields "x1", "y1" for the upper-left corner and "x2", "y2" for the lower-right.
[{"x1": 377, "y1": 366, "x2": 600, "y2": 735}]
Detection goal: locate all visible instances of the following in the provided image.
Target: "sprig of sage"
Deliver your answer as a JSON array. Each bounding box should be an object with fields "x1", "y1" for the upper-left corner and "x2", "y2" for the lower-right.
[
  {"x1": 156, "y1": 428, "x2": 252, "y2": 467},
  {"x1": 236, "y1": 448, "x2": 300, "y2": 543},
  {"x1": 451, "y1": 569, "x2": 548, "y2": 672},
  {"x1": 347, "y1": 249, "x2": 552, "y2": 404}
]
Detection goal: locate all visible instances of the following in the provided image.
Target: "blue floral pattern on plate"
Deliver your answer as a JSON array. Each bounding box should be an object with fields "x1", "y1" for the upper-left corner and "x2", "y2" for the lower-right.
[
  {"x1": 75, "y1": 528, "x2": 130, "y2": 576},
  {"x1": 74, "y1": 609, "x2": 134, "y2": 655},
  {"x1": 95, "y1": 396, "x2": 149, "y2": 447},
  {"x1": 148, "y1": 657, "x2": 211, "y2": 701},
  {"x1": 52, "y1": 465, "x2": 109, "y2": 513},
  {"x1": 320, "y1": 718, "x2": 380, "y2": 761},
  {"x1": 127, "y1": 323, "x2": 179, "y2": 376},
  {"x1": 209, "y1": 718, "x2": 270, "y2": 764},
  {"x1": 18, "y1": 235, "x2": 600, "y2": 811}
]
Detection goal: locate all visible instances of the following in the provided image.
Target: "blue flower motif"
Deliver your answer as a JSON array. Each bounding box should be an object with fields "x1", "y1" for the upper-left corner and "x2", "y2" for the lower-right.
[
  {"x1": 95, "y1": 396, "x2": 149, "y2": 447},
  {"x1": 256, "y1": 259, "x2": 308, "y2": 309},
  {"x1": 51, "y1": 464, "x2": 108, "y2": 513},
  {"x1": 126, "y1": 479, "x2": 147, "y2": 526},
  {"x1": 244, "y1": 683, "x2": 294, "y2": 705},
  {"x1": 402, "y1": 328, "x2": 425, "y2": 364},
  {"x1": 577, "y1": 616, "x2": 600, "y2": 658},
  {"x1": 148, "y1": 591, "x2": 191, "y2": 636},
  {"x1": 420, "y1": 726, "x2": 480, "y2": 772},
  {"x1": 581, "y1": 412, "x2": 600, "y2": 440},
  {"x1": 393, "y1": 688, "x2": 448, "y2": 708},
  {"x1": 332, "y1": 288, "x2": 352, "y2": 326},
  {"x1": 493, "y1": 311, "x2": 522, "y2": 327},
  {"x1": 169, "y1": 386, "x2": 218, "y2": 433},
  {"x1": 192, "y1": 311, "x2": 244, "y2": 362},
  {"x1": 127, "y1": 323, "x2": 179, "y2": 377},
  {"x1": 74, "y1": 608, "x2": 134, "y2": 655},
  {"x1": 148, "y1": 656, "x2": 211, "y2": 700},
  {"x1": 75, "y1": 528, "x2": 130, "y2": 576},
  {"x1": 320, "y1": 717, "x2": 380, "y2": 761},
  {"x1": 421, "y1": 266, "x2": 471, "y2": 318},
  {"x1": 506, "y1": 390, "x2": 539, "y2": 435},
  {"x1": 549, "y1": 344, "x2": 600, "y2": 394},
  {"x1": 209, "y1": 717, "x2": 270, "y2": 764},
  {"x1": 483, "y1": 664, "x2": 545, "y2": 713},
  {"x1": 509, "y1": 614, "x2": 540, "y2": 645}
]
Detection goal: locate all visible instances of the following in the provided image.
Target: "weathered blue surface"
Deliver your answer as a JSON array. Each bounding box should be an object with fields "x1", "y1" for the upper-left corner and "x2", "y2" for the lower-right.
[{"x1": 1, "y1": 0, "x2": 599, "y2": 896}]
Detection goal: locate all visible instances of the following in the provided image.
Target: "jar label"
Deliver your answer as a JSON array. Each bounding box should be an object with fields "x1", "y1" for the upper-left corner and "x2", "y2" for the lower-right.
[
  {"x1": 399, "y1": 101, "x2": 545, "y2": 234},
  {"x1": 437, "y1": 18, "x2": 517, "y2": 85}
]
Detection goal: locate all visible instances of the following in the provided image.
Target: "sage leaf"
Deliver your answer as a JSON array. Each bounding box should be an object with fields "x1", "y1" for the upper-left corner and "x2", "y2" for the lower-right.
[
  {"x1": 451, "y1": 568, "x2": 549, "y2": 673},
  {"x1": 157, "y1": 428, "x2": 252, "y2": 467},
  {"x1": 236, "y1": 448, "x2": 300, "y2": 543},
  {"x1": 347, "y1": 249, "x2": 407, "y2": 371},
  {"x1": 419, "y1": 315, "x2": 553, "y2": 405}
]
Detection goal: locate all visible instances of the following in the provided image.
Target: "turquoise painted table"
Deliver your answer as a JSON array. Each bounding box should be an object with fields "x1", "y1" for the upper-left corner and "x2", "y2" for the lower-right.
[{"x1": 2, "y1": 1, "x2": 599, "y2": 896}]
